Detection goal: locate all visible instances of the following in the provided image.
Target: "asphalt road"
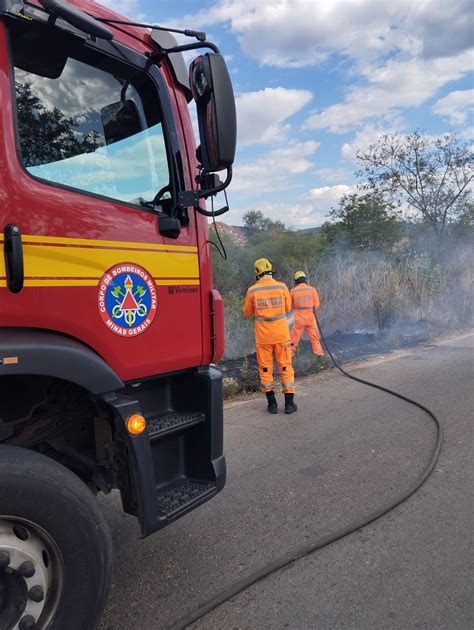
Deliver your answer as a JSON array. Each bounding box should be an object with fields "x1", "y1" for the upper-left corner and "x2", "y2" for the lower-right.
[{"x1": 98, "y1": 332, "x2": 474, "y2": 630}]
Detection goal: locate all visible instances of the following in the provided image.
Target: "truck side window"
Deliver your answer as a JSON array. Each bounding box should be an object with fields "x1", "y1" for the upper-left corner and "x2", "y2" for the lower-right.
[{"x1": 10, "y1": 27, "x2": 170, "y2": 208}]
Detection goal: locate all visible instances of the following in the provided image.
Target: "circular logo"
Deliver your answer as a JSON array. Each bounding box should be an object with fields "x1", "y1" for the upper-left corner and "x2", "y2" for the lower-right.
[{"x1": 98, "y1": 263, "x2": 157, "y2": 337}]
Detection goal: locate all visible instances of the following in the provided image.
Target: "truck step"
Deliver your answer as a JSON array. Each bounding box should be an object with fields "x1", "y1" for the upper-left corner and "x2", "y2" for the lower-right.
[
  {"x1": 158, "y1": 479, "x2": 215, "y2": 517},
  {"x1": 147, "y1": 411, "x2": 205, "y2": 440}
]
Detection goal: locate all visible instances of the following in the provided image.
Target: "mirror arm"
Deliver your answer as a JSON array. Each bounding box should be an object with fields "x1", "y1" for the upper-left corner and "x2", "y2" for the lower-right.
[
  {"x1": 194, "y1": 202, "x2": 230, "y2": 218},
  {"x1": 196, "y1": 167, "x2": 232, "y2": 199},
  {"x1": 147, "y1": 40, "x2": 220, "y2": 65},
  {"x1": 162, "y1": 41, "x2": 220, "y2": 54},
  {"x1": 172, "y1": 167, "x2": 233, "y2": 218}
]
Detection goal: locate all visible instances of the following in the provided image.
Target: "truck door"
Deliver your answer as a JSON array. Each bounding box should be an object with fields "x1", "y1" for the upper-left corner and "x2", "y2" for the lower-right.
[{"x1": 1, "y1": 18, "x2": 202, "y2": 381}]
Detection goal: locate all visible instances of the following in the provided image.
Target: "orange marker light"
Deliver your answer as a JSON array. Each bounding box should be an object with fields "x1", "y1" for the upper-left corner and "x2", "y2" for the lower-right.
[
  {"x1": 2, "y1": 357, "x2": 19, "y2": 365},
  {"x1": 127, "y1": 414, "x2": 147, "y2": 436}
]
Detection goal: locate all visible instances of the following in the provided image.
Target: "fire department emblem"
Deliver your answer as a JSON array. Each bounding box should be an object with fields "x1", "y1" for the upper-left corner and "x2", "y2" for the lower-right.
[{"x1": 98, "y1": 263, "x2": 157, "y2": 337}]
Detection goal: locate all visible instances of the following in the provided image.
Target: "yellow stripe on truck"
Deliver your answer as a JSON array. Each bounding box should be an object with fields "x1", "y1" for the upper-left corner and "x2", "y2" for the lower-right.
[
  {"x1": 0, "y1": 234, "x2": 200, "y2": 285},
  {"x1": 12, "y1": 278, "x2": 200, "y2": 287},
  {"x1": 0, "y1": 233, "x2": 198, "y2": 253},
  {"x1": 22, "y1": 245, "x2": 198, "y2": 279}
]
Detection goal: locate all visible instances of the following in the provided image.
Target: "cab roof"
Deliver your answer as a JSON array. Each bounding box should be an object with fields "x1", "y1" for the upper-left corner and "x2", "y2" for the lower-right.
[{"x1": 28, "y1": 0, "x2": 156, "y2": 51}]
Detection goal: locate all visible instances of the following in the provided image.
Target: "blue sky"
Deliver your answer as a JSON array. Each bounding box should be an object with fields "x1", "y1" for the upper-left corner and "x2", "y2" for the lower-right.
[{"x1": 99, "y1": 0, "x2": 474, "y2": 228}]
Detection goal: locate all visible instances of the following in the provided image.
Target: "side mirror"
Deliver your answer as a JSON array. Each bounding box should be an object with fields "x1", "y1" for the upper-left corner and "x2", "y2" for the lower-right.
[
  {"x1": 189, "y1": 53, "x2": 236, "y2": 173},
  {"x1": 101, "y1": 100, "x2": 142, "y2": 146}
]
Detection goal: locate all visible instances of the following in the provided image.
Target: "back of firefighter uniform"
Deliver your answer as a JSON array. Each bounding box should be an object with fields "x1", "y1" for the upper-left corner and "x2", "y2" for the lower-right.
[
  {"x1": 242, "y1": 258, "x2": 297, "y2": 414},
  {"x1": 290, "y1": 271, "x2": 324, "y2": 356}
]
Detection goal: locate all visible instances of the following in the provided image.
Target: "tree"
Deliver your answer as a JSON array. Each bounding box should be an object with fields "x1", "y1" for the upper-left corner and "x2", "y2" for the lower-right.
[
  {"x1": 15, "y1": 81, "x2": 102, "y2": 167},
  {"x1": 208, "y1": 227, "x2": 250, "y2": 296},
  {"x1": 322, "y1": 192, "x2": 402, "y2": 251},
  {"x1": 249, "y1": 229, "x2": 325, "y2": 286},
  {"x1": 356, "y1": 130, "x2": 473, "y2": 238},
  {"x1": 450, "y1": 198, "x2": 474, "y2": 239},
  {"x1": 242, "y1": 210, "x2": 286, "y2": 241}
]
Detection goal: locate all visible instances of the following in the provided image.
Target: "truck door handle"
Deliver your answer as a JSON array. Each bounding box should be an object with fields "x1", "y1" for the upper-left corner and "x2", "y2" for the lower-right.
[{"x1": 3, "y1": 224, "x2": 24, "y2": 294}]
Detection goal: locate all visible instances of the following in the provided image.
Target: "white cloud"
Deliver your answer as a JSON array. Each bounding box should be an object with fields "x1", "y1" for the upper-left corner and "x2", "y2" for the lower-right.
[
  {"x1": 230, "y1": 141, "x2": 319, "y2": 194},
  {"x1": 432, "y1": 89, "x2": 474, "y2": 126},
  {"x1": 236, "y1": 87, "x2": 312, "y2": 146},
  {"x1": 340, "y1": 123, "x2": 400, "y2": 162},
  {"x1": 305, "y1": 51, "x2": 474, "y2": 133},
  {"x1": 305, "y1": 184, "x2": 356, "y2": 208},
  {"x1": 180, "y1": 0, "x2": 407, "y2": 67},
  {"x1": 315, "y1": 167, "x2": 353, "y2": 183},
  {"x1": 459, "y1": 127, "x2": 474, "y2": 142},
  {"x1": 168, "y1": 1, "x2": 473, "y2": 139},
  {"x1": 179, "y1": 0, "x2": 473, "y2": 68},
  {"x1": 230, "y1": 184, "x2": 355, "y2": 227},
  {"x1": 406, "y1": 0, "x2": 474, "y2": 60},
  {"x1": 226, "y1": 201, "x2": 324, "y2": 228}
]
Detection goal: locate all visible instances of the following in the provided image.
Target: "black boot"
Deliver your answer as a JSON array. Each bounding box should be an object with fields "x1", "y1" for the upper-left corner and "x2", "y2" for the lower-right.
[
  {"x1": 284, "y1": 393, "x2": 297, "y2": 414},
  {"x1": 266, "y1": 391, "x2": 278, "y2": 414}
]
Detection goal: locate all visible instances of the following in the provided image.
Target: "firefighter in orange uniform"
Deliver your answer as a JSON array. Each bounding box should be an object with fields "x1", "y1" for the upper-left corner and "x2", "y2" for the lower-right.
[
  {"x1": 290, "y1": 271, "x2": 324, "y2": 356},
  {"x1": 242, "y1": 258, "x2": 297, "y2": 414}
]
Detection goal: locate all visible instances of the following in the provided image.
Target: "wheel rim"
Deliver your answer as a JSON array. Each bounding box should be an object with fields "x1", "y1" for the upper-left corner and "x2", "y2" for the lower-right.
[{"x1": 0, "y1": 517, "x2": 64, "y2": 629}]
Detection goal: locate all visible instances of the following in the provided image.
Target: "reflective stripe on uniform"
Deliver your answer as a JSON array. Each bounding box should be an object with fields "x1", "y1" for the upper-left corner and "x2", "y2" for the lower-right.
[
  {"x1": 249, "y1": 283, "x2": 287, "y2": 294},
  {"x1": 291, "y1": 287, "x2": 310, "y2": 293},
  {"x1": 255, "y1": 313, "x2": 288, "y2": 322},
  {"x1": 282, "y1": 381, "x2": 295, "y2": 388},
  {"x1": 294, "y1": 306, "x2": 313, "y2": 310}
]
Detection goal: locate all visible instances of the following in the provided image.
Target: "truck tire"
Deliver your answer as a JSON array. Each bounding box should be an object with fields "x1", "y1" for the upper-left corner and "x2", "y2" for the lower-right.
[{"x1": 0, "y1": 445, "x2": 112, "y2": 630}]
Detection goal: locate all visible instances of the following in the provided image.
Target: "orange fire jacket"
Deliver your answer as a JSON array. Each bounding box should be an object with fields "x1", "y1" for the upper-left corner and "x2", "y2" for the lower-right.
[
  {"x1": 242, "y1": 276, "x2": 292, "y2": 344},
  {"x1": 290, "y1": 282, "x2": 320, "y2": 324}
]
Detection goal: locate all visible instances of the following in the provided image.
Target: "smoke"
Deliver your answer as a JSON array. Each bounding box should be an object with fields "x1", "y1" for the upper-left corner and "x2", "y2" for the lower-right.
[
  {"x1": 311, "y1": 236, "x2": 473, "y2": 340},
  {"x1": 219, "y1": 230, "x2": 473, "y2": 362}
]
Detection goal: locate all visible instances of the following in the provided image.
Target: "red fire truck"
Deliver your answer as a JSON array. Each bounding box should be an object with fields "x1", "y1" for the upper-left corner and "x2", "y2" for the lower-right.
[{"x1": 0, "y1": 0, "x2": 236, "y2": 627}]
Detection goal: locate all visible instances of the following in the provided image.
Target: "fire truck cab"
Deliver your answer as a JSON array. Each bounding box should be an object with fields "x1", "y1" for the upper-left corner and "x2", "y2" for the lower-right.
[{"x1": 0, "y1": 0, "x2": 236, "y2": 627}]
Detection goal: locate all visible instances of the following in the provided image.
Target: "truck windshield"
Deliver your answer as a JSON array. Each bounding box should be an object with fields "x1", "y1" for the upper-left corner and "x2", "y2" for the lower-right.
[{"x1": 9, "y1": 24, "x2": 170, "y2": 207}]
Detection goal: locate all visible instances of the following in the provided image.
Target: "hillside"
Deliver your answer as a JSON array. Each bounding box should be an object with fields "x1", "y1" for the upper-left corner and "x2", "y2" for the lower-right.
[
  {"x1": 212, "y1": 222, "x2": 321, "y2": 247},
  {"x1": 213, "y1": 222, "x2": 249, "y2": 246}
]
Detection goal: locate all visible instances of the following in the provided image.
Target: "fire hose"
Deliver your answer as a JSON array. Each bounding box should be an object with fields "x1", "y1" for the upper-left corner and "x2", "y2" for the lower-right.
[{"x1": 169, "y1": 315, "x2": 443, "y2": 629}]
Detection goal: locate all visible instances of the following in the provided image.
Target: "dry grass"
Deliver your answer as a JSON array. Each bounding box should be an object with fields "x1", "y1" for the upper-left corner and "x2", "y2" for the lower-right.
[{"x1": 221, "y1": 242, "x2": 473, "y2": 360}]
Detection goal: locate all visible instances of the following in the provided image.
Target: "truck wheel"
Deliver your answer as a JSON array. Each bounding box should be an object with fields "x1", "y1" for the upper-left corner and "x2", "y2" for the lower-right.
[{"x1": 0, "y1": 445, "x2": 112, "y2": 630}]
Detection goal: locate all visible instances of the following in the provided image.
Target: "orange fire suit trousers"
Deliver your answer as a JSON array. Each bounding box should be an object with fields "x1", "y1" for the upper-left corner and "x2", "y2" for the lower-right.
[
  {"x1": 256, "y1": 342, "x2": 295, "y2": 394},
  {"x1": 291, "y1": 314, "x2": 324, "y2": 355}
]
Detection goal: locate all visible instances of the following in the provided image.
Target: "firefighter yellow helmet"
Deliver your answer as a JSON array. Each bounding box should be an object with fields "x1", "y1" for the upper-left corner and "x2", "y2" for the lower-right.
[
  {"x1": 254, "y1": 258, "x2": 272, "y2": 276},
  {"x1": 293, "y1": 271, "x2": 306, "y2": 281}
]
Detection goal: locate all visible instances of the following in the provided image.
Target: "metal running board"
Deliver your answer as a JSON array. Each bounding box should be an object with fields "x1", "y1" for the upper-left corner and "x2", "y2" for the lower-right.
[
  {"x1": 158, "y1": 479, "x2": 215, "y2": 518},
  {"x1": 147, "y1": 411, "x2": 205, "y2": 440}
]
